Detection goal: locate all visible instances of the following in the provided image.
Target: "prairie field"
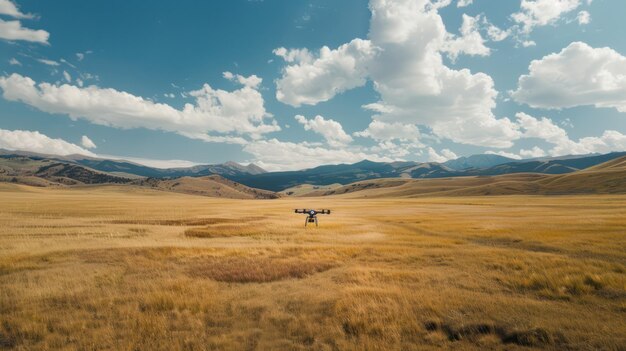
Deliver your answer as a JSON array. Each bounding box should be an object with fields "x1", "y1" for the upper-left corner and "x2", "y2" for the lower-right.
[{"x1": 0, "y1": 183, "x2": 625, "y2": 350}]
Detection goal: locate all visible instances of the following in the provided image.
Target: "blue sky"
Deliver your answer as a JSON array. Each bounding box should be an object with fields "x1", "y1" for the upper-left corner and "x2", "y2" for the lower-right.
[{"x1": 0, "y1": 0, "x2": 625, "y2": 170}]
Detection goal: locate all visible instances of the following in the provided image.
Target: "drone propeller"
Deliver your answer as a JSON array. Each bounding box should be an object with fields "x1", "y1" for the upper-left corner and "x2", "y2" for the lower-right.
[{"x1": 294, "y1": 209, "x2": 331, "y2": 214}]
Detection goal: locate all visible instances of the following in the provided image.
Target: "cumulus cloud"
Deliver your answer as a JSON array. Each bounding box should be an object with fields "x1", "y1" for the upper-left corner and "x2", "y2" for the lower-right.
[
  {"x1": 272, "y1": 0, "x2": 520, "y2": 148},
  {"x1": 0, "y1": 73, "x2": 280, "y2": 142},
  {"x1": 511, "y1": 42, "x2": 626, "y2": 112},
  {"x1": 511, "y1": 0, "x2": 581, "y2": 34},
  {"x1": 8, "y1": 57, "x2": 20, "y2": 65},
  {"x1": 368, "y1": 0, "x2": 520, "y2": 148},
  {"x1": 485, "y1": 23, "x2": 510, "y2": 42},
  {"x1": 442, "y1": 14, "x2": 491, "y2": 62},
  {"x1": 223, "y1": 71, "x2": 262, "y2": 88},
  {"x1": 575, "y1": 131, "x2": 626, "y2": 155},
  {"x1": 0, "y1": 0, "x2": 33, "y2": 19},
  {"x1": 457, "y1": 0, "x2": 472, "y2": 7},
  {"x1": 243, "y1": 138, "x2": 392, "y2": 171},
  {"x1": 353, "y1": 120, "x2": 421, "y2": 142},
  {"x1": 485, "y1": 150, "x2": 522, "y2": 160},
  {"x1": 516, "y1": 112, "x2": 570, "y2": 146},
  {"x1": 427, "y1": 147, "x2": 458, "y2": 162},
  {"x1": 0, "y1": 128, "x2": 95, "y2": 156},
  {"x1": 99, "y1": 155, "x2": 200, "y2": 169},
  {"x1": 519, "y1": 146, "x2": 546, "y2": 158},
  {"x1": 294, "y1": 115, "x2": 353, "y2": 147},
  {"x1": 0, "y1": 19, "x2": 49, "y2": 44},
  {"x1": 81, "y1": 135, "x2": 96, "y2": 149},
  {"x1": 370, "y1": 140, "x2": 414, "y2": 158},
  {"x1": 515, "y1": 112, "x2": 626, "y2": 156},
  {"x1": 274, "y1": 38, "x2": 378, "y2": 107},
  {"x1": 0, "y1": 128, "x2": 208, "y2": 169},
  {"x1": 577, "y1": 10, "x2": 590, "y2": 25}
]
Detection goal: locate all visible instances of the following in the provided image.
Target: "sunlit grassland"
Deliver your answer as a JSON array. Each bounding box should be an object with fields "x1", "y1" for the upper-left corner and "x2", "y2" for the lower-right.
[{"x1": 0, "y1": 183, "x2": 624, "y2": 350}]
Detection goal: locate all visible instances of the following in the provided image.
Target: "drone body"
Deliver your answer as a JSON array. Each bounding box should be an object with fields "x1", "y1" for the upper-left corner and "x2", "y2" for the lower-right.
[{"x1": 294, "y1": 209, "x2": 331, "y2": 227}]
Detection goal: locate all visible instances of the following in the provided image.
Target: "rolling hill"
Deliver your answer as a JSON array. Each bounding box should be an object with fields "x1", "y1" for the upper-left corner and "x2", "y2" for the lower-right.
[
  {"x1": 0, "y1": 154, "x2": 278, "y2": 199},
  {"x1": 134, "y1": 175, "x2": 279, "y2": 199},
  {"x1": 305, "y1": 156, "x2": 626, "y2": 198},
  {"x1": 232, "y1": 152, "x2": 626, "y2": 191},
  {"x1": 0, "y1": 149, "x2": 267, "y2": 179}
]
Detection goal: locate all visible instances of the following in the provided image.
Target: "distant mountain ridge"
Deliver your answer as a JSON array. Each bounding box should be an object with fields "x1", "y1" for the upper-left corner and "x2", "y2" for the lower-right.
[
  {"x1": 230, "y1": 152, "x2": 626, "y2": 191},
  {"x1": 0, "y1": 149, "x2": 267, "y2": 178},
  {"x1": 0, "y1": 153, "x2": 276, "y2": 199},
  {"x1": 304, "y1": 155, "x2": 626, "y2": 198},
  {"x1": 1, "y1": 148, "x2": 626, "y2": 193},
  {"x1": 443, "y1": 154, "x2": 516, "y2": 170}
]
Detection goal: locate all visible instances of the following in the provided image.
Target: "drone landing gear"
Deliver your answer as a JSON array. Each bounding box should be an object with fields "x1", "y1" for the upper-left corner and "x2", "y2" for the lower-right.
[{"x1": 305, "y1": 217, "x2": 318, "y2": 227}]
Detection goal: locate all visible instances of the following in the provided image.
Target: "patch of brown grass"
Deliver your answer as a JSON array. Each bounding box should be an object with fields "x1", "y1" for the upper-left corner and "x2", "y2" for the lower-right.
[{"x1": 189, "y1": 256, "x2": 337, "y2": 282}]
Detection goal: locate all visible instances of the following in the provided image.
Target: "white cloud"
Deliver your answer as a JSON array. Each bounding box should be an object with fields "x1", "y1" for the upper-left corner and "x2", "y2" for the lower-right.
[
  {"x1": 8, "y1": 57, "x2": 20, "y2": 65},
  {"x1": 272, "y1": 0, "x2": 520, "y2": 148},
  {"x1": 0, "y1": 73, "x2": 280, "y2": 142},
  {"x1": 59, "y1": 58, "x2": 76, "y2": 69},
  {"x1": 0, "y1": 128, "x2": 95, "y2": 156},
  {"x1": 367, "y1": 0, "x2": 520, "y2": 148},
  {"x1": 521, "y1": 40, "x2": 536, "y2": 47},
  {"x1": 516, "y1": 112, "x2": 570, "y2": 146},
  {"x1": 274, "y1": 38, "x2": 378, "y2": 107},
  {"x1": 515, "y1": 112, "x2": 626, "y2": 156},
  {"x1": 511, "y1": 0, "x2": 581, "y2": 34},
  {"x1": 37, "y1": 58, "x2": 59, "y2": 66},
  {"x1": 0, "y1": 19, "x2": 49, "y2": 44},
  {"x1": 81, "y1": 135, "x2": 96, "y2": 149},
  {"x1": 223, "y1": 71, "x2": 262, "y2": 88},
  {"x1": 457, "y1": 0, "x2": 472, "y2": 7},
  {"x1": 519, "y1": 146, "x2": 546, "y2": 158},
  {"x1": 294, "y1": 115, "x2": 353, "y2": 147},
  {"x1": 485, "y1": 150, "x2": 522, "y2": 160},
  {"x1": 370, "y1": 140, "x2": 413, "y2": 157},
  {"x1": 75, "y1": 51, "x2": 92, "y2": 62},
  {"x1": 430, "y1": 0, "x2": 452, "y2": 9},
  {"x1": 427, "y1": 147, "x2": 457, "y2": 162},
  {"x1": 511, "y1": 42, "x2": 626, "y2": 112},
  {"x1": 0, "y1": 128, "x2": 208, "y2": 169},
  {"x1": 62, "y1": 71, "x2": 71, "y2": 83},
  {"x1": 577, "y1": 10, "x2": 590, "y2": 25},
  {"x1": 442, "y1": 14, "x2": 491, "y2": 62},
  {"x1": 243, "y1": 138, "x2": 392, "y2": 171},
  {"x1": 575, "y1": 131, "x2": 626, "y2": 155},
  {"x1": 177, "y1": 132, "x2": 248, "y2": 145},
  {"x1": 485, "y1": 23, "x2": 510, "y2": 42},
  {"x1": 100, "y1": 155, "x2": 200, "y2": 169},
  {"x1": 353, "y1": 120, "x2": 420, "y2": 142},
  {"x1": 0, "y1": 0, "x2": 33, "y2": 19}
]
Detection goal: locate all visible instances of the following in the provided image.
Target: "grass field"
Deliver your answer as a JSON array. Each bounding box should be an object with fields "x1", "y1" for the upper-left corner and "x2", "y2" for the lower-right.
[{"x1": 0, "y1": 183, "x2": 625, "y2": 350}]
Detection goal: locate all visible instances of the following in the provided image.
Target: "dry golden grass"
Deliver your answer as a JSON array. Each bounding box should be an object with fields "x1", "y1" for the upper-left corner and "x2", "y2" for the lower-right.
[{"x1": 0, "y1": 183, "x2": 625, "y2": 350}]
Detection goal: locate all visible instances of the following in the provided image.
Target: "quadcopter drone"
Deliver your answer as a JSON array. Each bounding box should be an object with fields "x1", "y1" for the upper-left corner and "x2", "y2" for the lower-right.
[{"x1": 294, "y1": 209, "x2": 331, "y2": 227}]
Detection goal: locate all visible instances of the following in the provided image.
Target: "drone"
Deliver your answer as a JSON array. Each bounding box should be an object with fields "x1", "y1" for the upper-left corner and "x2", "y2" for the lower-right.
[{"x1": 294, "y1": 209, "x2": 331, "y2": 227}]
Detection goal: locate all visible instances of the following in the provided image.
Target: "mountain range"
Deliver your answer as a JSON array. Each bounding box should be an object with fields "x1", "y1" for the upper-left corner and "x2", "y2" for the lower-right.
[
  {"x1": 1, "y1": 149, "x2": 626, "y2": 196},
  {"x1": 229, "y1": 152, "x2": 626, "y2": 191}
]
